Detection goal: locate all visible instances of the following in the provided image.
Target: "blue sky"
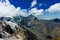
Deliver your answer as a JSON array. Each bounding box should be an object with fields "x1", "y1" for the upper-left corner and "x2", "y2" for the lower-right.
[
  {"x1": 9, "y1": 0, "x2": 60, "y2": 9},
  {"x1": 9, "y1": 0, "x2": 60, "y2": 20},
  {"x1": 0, "y1": 0, "x2": 60, "y2": 20}
]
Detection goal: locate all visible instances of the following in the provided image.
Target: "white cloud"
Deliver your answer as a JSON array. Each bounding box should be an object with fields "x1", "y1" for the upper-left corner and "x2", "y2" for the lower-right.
[
  {"x1": 0, "y1": 0, "x2": 60, "y2": 20},
  {"x1": 18, "y1": 9, "x2": 29, "y2": 17},
  {"x1": 31, "y1": 0, "x2": 37, "y2": 7},
  {"x1": 29, "y1": 7, "x2": 44, "y2": 16},
  {"x1": 41, "y1": 3, "x2": 60, "y2": 20},
  {"x1": 0, "y1": 0, "x2": 20, "y2": 17},
  {"x1": 46, "y1": 3, "x2": 60, "y2": 13},
  {"x1": 0, "y1": 0, "x2": 43, "y2": 18},
  {"x1": 17, "y1": 8, "x2": 44, "y2": 17}
]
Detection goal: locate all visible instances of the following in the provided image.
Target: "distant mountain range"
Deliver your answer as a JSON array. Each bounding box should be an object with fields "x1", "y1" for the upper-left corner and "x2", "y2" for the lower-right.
[{"x1": 0, "y1": 15, "x2": 60, "y2": 40}]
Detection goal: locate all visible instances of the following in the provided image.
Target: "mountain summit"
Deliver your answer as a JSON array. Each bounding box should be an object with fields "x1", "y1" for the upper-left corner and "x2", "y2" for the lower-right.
[{"x1": 53, "y1": 18, "x2": 60, "y2": 22}]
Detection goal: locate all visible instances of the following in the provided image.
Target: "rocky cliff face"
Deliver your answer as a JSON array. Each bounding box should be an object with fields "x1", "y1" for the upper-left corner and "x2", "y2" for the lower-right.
[
  {"x1": 0, "y1": 15, "x2": 60, "y2": 40},
  {"x1": 0, "y1": 17, "x2": 37, "y2": 40}
]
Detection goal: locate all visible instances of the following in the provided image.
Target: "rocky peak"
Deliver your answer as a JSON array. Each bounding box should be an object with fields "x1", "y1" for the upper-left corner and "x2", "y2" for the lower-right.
[{"x1": 53, "y1": 18, "x2": 60, "y2": 22}]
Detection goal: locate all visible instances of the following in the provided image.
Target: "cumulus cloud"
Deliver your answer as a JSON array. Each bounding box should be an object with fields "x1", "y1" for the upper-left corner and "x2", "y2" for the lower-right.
[
  {"x1": 0, "y1": 0, "x2": 20, "y2": 17},
  {"x1": 17, "y1": 7, "x2": 44, "y2": 17},
  {"x1": 0, "y1": 0, "x2": 60, "y2": 20},
  {"x1": 46, "y1": 3, "x2": 60, "y2": 13},
  {"x1": 18, "y1": 9, "x2": 29, "y2": 17},
  {"x1": 39, "y1": 3, "x2": 60, "y2": 20},
  {"x1": 0, "y1": 0, "x2": 44, "y2": 18},
  {"x1": 29, "y1": 7, "x2": 44, "y2": 16},
  {"x1": 31, "y1": 0, "x2": 37, "y2": 7}
]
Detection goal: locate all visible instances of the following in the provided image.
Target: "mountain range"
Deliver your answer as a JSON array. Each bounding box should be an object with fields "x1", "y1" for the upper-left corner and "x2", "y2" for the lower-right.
[{"x1": 0, "y1": 15, "x2": 60, "y2": 40}]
